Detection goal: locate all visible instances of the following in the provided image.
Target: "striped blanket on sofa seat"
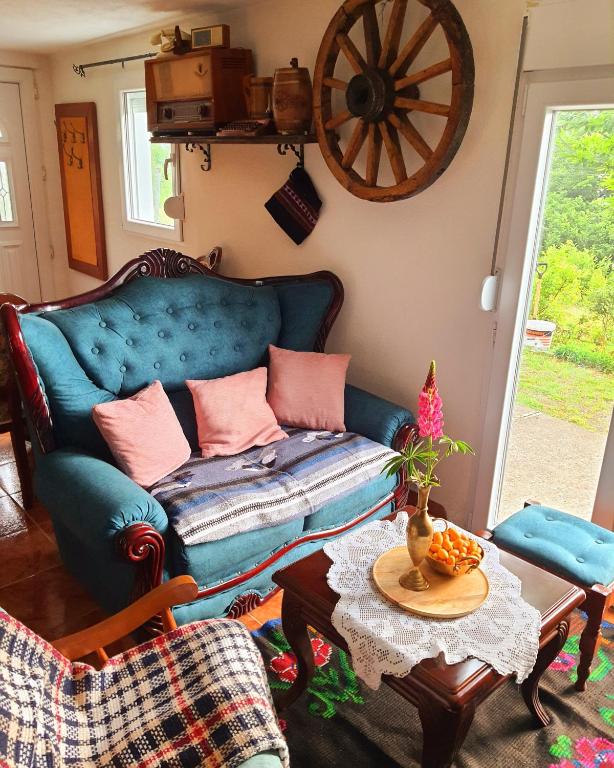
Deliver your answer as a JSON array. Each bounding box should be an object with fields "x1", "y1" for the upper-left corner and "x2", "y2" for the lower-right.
[{"x1": 151, "y1": 428, "x2": 398, "y2": 547}]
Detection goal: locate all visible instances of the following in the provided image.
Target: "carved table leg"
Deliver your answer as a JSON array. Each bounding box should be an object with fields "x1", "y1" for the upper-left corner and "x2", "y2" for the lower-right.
[
  {"x1": 418, "y1": 697, "x2": 476, "y2": 768},
  {"x1": 521, "y1": 618, "x2": 570, "y2": 726},
  {"x1": 275, "y1": 592, "x2": 315, "y2": 712}
]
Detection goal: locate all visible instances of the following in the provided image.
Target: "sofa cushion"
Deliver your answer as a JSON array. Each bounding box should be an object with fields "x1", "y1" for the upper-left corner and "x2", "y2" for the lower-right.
[
  {"x1": 493, "y1": 505, "x2": 614, "y2": 587},
  {"x1": 169, "y1": 475, "x2": 395, "y2": 587},
  {"x1": 267, "y1": 345, "x2": 350, "y2": 432},
  {"x1": 92, "y1": 381, "x2": 191, "y2": 487},
  {"x1": 187, "y1": 368, "x2": 287, "y2": 458},
  {"x1": 170, "y1": 517, "x2": 305, "y2": 586},
  {"x1": 152, "y1": 429, "x2": 397, "y2": 547},
  {"x1": 303, "y1": 472, "x2": 396, "y2": 531}
]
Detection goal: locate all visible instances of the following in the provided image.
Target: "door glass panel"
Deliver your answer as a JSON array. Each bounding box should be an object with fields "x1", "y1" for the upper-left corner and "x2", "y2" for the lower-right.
[
  {"x1": 496, "y1": 109, "x2": 614, "y2": 522},
  {"x1": 0, "y1": 161, "x2": 14, "y2": 222}
]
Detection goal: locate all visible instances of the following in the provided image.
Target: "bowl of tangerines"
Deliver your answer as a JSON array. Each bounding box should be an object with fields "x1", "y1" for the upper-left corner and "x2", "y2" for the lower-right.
[{"x1": 426, "y1": 524, "x2": 484, "y2": 577}]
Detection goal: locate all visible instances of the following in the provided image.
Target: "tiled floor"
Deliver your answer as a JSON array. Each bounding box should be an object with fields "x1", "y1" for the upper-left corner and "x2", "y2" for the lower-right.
[{"x1": 0, "y1": 434, "x2": 282, "y2": 646}]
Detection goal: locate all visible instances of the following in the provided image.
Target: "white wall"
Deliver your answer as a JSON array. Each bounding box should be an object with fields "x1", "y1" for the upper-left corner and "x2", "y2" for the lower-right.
[
  {"x1": 44, "y1": 0, "x2": 527, "y2": 522},
  {"x1": 525, "y1": 0, "x2": 614, "y2": 71}
]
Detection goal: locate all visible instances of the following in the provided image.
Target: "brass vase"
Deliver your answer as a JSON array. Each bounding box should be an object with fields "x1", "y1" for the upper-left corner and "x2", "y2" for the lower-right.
[{"x1": 399, "y1": 486, "x2": 433, "y2": 591}]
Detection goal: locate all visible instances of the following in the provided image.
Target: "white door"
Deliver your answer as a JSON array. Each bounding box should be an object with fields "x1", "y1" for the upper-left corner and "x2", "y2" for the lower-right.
[
  {"x1": 0, "y1": 81, "x2": 41, "y2": 302},
  {"x1": 474, "y1": 72, "x2": 614, "y2": 532}
]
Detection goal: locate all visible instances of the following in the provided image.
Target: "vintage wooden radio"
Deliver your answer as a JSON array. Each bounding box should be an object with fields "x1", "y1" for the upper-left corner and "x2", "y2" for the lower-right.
[{"x1": 145, "y1": 48, "x2": 253, "y2": 135}]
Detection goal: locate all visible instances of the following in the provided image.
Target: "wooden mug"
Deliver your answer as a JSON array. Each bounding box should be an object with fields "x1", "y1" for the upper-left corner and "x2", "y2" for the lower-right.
[{"x1": 243, "y1": 75, "x2": 273, "y2": 120}]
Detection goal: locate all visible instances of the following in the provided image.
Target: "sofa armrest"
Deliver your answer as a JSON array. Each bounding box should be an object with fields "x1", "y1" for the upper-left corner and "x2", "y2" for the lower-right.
[
  {"x1": 344, "y1": 384, "x2": 414, "y2": 448},
  {"x1": 35, "y1": 449, "x2": 169, "y2": 546}
]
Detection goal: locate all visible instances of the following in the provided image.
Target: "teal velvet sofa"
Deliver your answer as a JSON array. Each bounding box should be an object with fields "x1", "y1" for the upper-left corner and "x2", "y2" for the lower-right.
[{"x1": 3, "y1": 249, "x2": 416, "y2": 623}]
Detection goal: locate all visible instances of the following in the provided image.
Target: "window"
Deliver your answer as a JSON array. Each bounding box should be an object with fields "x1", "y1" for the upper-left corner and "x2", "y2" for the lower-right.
[
  {"x1": 120, "y1": 89, "x2": 181, "y2": 239},
  {"x1": 0, "y1": 161, "x2": 15, "y2": 224}
]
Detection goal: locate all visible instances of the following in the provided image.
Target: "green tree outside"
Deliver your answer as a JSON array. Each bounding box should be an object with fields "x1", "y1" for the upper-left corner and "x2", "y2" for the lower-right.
[{"x1": 520, "y1": 109, "x2": 613, "y2": 429}]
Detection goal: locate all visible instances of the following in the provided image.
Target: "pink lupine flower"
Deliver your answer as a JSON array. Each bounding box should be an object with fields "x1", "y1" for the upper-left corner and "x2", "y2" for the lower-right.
[{"x1": 417, "y1": 361, "x2": 444, "y2": 440}]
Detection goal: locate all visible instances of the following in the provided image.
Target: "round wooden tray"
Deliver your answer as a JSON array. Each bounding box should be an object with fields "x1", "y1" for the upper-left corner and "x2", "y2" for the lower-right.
[{"x1": 372, "y1": 546, "x2": 489, "y2": 619}]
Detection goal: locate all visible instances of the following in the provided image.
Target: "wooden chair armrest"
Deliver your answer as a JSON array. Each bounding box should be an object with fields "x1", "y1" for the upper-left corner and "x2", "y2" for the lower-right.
[{"x1": 52, "y1": 576, "x2": 198, "y2": 661}]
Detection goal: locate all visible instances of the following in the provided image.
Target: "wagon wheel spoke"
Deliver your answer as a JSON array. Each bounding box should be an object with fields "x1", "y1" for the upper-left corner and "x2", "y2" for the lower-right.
[
  {"x1": 342, "y1": 119, "x2": 368, "y2": 169},
  {"x1": 325, "y1": 110, "x2": 353, "y2": 131},
  {"x1": 388, "y1": 112, "x2": 433, "y2": 161},
  {"x1": 394, "y1": 96, "x2": 450, "y2": 116},
  {"x1": 362, "y1": 3, "x2": 382, "y2": 67},
  {"x1": 366, "y1": 123, "x2": 383, "y2": 186},
  {"x1": 323, "y1": 76, "x2": 348, "y2": 91},
  {"x1": 379, "y1": 122, "x2": 407, "y2": 184},
  {"x1": 395, "y1": 58, "x2": 452, "y2": 91},
  {"x1": 378, "y1": 0, "x2": 408, "y2": 69},
  {"x1": 336, "y1": 33, "x2": 367, "y2": 74},
  {"x1": 389, "y1": 13, "x2": 438, "y2": 77}
]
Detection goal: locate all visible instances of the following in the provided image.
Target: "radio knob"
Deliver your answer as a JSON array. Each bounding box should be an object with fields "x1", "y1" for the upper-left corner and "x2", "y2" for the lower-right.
[
  {"x1": 163, "y1": 106, "x2": 174, "y2": 120},
  {"x1": 199, "y1": 104, "x2": 209, "y2": 118}
]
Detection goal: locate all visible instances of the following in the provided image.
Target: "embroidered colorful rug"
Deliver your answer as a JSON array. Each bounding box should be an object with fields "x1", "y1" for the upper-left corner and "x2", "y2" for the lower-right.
[{"x1": 253, "y1": 611, "x2": 613, "y2": 767}]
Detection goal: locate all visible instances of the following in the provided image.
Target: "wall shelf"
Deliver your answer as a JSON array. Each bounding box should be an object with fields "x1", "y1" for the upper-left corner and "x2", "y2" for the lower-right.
[{"x1": 150, "y1": 133, "x2": 317, "y2": 172}]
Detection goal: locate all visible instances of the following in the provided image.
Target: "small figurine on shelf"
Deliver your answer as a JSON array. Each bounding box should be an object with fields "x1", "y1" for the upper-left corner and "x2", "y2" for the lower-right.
[
  {"x1": 150, "y1": 26, "x2": 190, "y2": 55},
  {"x1": 382, "y1": 361, "x2": 475, "y2": 591}
]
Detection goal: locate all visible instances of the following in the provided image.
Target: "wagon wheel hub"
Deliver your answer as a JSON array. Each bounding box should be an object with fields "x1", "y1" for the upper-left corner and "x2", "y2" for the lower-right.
[{"x1": 346, "y1": 68, "x2": 408, "y2": 122}]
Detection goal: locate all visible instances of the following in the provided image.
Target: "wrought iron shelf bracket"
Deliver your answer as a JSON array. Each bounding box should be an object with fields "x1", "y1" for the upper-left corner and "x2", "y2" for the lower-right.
[
  {"x1": 276, "y1": 143, "x2": 305, "y2": 168},
  {"x1": 180, "y1": 140, "x2": 307, "y2": 173},
  {"x1": 185, "y1": 142, "x2": 212, "y2": 172}
]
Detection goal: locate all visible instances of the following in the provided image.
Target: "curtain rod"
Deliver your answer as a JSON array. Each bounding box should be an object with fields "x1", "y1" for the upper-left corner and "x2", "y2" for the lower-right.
[{"x1": 72, "y1": 52, "x2": 156, "y2": 78}]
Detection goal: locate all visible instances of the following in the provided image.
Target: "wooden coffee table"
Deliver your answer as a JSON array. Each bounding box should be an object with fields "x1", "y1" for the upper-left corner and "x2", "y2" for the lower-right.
[{"x1": 272, "y1": 523, "x2": 585, "y2": 768}]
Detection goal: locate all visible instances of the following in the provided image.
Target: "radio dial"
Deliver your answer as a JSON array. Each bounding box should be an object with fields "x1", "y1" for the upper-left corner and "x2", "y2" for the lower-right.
[{"x1": 163, "y1": 106, "x2": 174, "y2": 120}]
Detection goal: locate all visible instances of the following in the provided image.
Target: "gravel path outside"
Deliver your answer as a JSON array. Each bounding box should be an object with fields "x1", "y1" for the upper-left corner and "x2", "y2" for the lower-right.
[{"x1": 497, "y1": 404, "x2": 609, "y2": 522}]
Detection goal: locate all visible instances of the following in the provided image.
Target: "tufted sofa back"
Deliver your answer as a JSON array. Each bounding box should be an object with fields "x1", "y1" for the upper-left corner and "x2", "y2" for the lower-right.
[{"x1": 18, "y1": 273, "x2": 338, "y2": 456}]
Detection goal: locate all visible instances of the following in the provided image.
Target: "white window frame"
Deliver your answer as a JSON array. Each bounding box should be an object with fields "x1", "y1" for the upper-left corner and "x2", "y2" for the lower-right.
[{"x1": 119, "y1": 87, "x2": 182, "y2": 242}]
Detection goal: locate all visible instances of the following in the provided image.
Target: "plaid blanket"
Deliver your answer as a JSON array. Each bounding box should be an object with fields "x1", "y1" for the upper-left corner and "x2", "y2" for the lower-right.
[
  {"x1": 0, "y1": 609, "x2": 288, "y2": 767},
  {"x1": 152, "y1": 429, "x2": 397, "y2": 547}
]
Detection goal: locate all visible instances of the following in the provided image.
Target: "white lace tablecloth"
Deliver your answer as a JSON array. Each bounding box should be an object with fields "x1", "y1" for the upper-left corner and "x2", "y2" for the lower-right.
[{"x1": 323, "y1": 511, "x2": 541, "y2": 690}]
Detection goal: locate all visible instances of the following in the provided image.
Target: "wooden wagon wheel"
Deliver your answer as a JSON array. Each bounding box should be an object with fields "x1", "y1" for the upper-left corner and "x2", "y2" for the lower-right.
[{"x1": 314, "y1": 0, "x2": 474, "y2": 202}]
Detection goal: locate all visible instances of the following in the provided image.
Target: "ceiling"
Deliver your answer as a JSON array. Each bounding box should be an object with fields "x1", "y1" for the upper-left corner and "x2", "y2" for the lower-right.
[{"x1": 0, "y1": 0, "x2": 251, "y2": 53}]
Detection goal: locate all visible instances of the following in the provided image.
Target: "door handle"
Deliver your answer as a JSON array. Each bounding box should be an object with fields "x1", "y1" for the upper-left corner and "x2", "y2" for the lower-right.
[{"x1": 164, "y1": 156, "x2": 174, "y2": 181}]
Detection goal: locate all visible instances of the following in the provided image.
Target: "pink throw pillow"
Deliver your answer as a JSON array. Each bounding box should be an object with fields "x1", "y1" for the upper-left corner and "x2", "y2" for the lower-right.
[
  {"x1": 92, "y1": 380, "x2": 191, "y2": 488},
  {"x1": 187, "y1": 368, "x2": 287, "y2": 459},
  {"x1": 267, "y1": 345, "x2": 350, "y2": 432}
]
